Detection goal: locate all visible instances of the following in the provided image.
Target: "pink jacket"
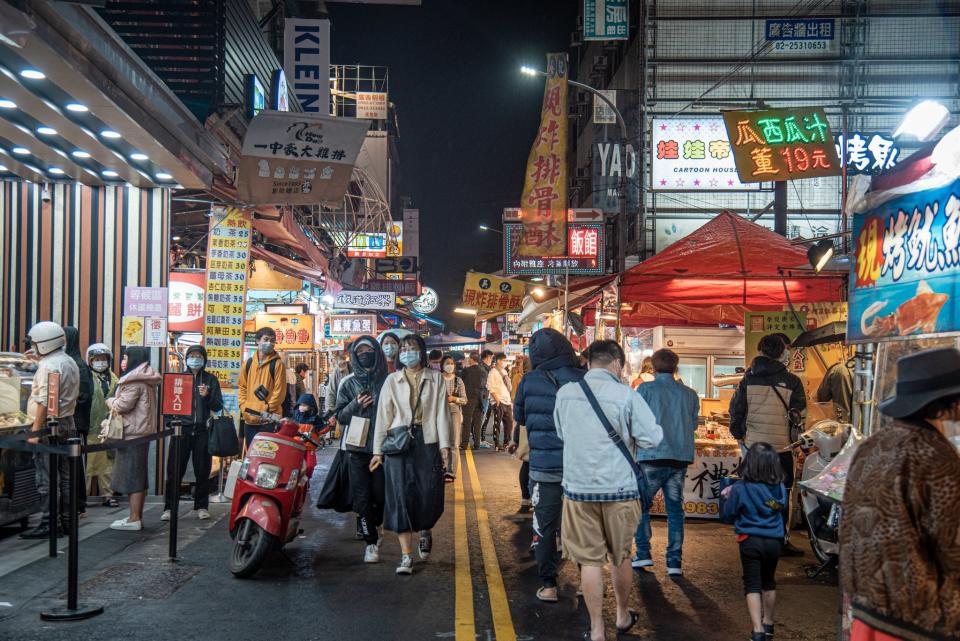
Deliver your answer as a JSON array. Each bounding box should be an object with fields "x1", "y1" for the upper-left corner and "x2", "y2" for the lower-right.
[{"x1": 107, "y1": 364, "x2": 162, "y2": 439}]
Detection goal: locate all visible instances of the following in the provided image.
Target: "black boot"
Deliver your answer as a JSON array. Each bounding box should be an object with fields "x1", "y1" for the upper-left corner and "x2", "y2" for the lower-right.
[
  {"x1": 751, "y1": 632, "x2": 766, "y2": 641},
  {"x1": 763, "y1": 623, "x2": 774, "y2": 639},
  {"x1": 20, "y1": 522, "x2": 64, "y2": 539}
]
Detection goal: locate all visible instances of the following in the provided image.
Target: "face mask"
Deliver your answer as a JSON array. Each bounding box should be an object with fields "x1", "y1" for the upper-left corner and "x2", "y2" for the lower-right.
[
  {"x1": 356, "y1": 351, "x2": 376, "y2": 368},
  {"x1": 259, "y1": 342, "x2": 274, "y2": 355},
  {"x1": 121, "y1": 361, "x2": 128, "y2": 373},
  {"x1": 91, "y1": 360, "x2": 109, "y2": 373},
  {"x1": 399, "y1": 351, "x2": 420, "y2": 367},
  {"x1": 298, "y1": 405, "x2": 311, "y2": 414},
  {"x1": 443, "y1": 364, "x2": 455, "y2": 374},
  {"x1": 430, "y1": 363, "x2": 441, "y2": 371},
  {"x1": 186, "y1": 357, "x2": 204, "y2": 370},
  {"x1": 382, "y1": 344, "x2": 397, "y2": 358}
]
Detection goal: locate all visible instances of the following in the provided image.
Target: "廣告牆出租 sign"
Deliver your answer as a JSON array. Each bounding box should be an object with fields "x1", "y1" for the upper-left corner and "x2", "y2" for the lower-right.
[{"x1": 721, "y1": 107, "x2": 841, "y2": 183}]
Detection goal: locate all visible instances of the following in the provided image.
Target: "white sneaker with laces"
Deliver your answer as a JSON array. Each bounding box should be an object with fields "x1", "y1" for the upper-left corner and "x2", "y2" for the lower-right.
[
  {"x1": 364, "y1": 544, "x2": 380, "y2": 563},
  {"x1": 110, "y1": 518, "x2": 143, "y2": 531},
  {"x1": 197, "y1": 509, "x2": 210, "y2": 520},
  {"x1": 396, "y1": 554, "x2": 413, "y2": 575},
  {"x1": 160, "y1": 510, "x2": 171, "y2": 522}
]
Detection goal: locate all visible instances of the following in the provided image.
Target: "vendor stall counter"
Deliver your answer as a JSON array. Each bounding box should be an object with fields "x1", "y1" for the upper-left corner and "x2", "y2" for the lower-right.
[{"x1": 0, "y1": 354, "x2": 42, "y2": 527}]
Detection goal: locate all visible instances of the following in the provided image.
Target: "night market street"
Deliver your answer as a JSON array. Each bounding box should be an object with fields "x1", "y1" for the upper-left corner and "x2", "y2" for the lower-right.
[{"x1": 0, "y1": 448, "x2": 838, "y2": 641}]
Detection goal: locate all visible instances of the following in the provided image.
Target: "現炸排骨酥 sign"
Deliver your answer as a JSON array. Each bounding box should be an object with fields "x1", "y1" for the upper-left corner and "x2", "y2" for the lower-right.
[
  {"x1": 519, "y1": 53, "x2": 568, "y2": 257},
  {"x1": 721, "y1": 107, "x2": 841, "y2": 183}
]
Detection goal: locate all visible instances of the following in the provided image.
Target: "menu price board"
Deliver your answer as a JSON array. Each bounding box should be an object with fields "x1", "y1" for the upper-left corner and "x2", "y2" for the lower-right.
[
  {"x1": 721, "y1": 107, "x2": 841, "y2": 183},
  {"x1": 202, "y1": 207, "x2": 253, "y2": 387}
]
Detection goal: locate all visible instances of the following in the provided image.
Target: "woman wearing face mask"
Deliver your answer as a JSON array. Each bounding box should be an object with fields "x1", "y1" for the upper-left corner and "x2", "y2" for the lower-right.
[
  {"x1": 86, "y1": 343, "x2": 119, "y2": 507},
  {"x1": 440, "y1": 355, "x2": 468, "y2": 481},
  {"x1": 107, "y1": 347, "x2": 162, "y2": 531},
  {"x1": 371, "y1": 334, "x2": 451, "y2": 575},
  {"x1": 841, "y1": 347, "x2": 960, "y2": 641},
  {"x1": 379, "y1": 332, "x2": 402, "y2": 373},
  {"x1": 336, "y1": 336, "x2": 388, "y2": 563},
  {"x1": 161, "y1": 345, "x2": 223, "y2": 522}
]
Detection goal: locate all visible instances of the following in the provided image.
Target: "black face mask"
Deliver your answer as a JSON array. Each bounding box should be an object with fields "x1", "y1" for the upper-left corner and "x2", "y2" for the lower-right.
[{"x1": 356, "y1": 351, "x2": 376, "y2": 369}]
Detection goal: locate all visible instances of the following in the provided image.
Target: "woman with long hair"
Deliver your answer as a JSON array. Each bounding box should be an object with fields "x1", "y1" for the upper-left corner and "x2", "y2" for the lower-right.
[
  {"x1": 371, "y1": 334, "x2": 451, "y2": 575},
  {"x1": 440, "y1": 354, "x2": 467, "y2": 481}
]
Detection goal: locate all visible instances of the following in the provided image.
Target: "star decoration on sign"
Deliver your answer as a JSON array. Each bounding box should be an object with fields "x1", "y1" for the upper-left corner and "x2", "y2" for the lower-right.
[
  {"x1": 677, "y1": 123, "x2": 686, "y2": 132},
  {"x1": 676, "y1": 178, "x2": 685, "y2": 186},
  {"x1": 660, "y1": 179, "x2": 668, "y2": 186},
  {"x1": 660, "y1": 123, "x2": 668, "y2": 131},
  {"x1": 693, "y1": 179, "x2": 701, "y2": 186},
  {"x1": 709, "y1": 178, "x2": 719, "y2": 187},
  {"x1": 693, "y1": 123, "x2": 701, "y2": 131},
  {"x1": 728, "y1": 179, "x2": 735, "y2": 186}
]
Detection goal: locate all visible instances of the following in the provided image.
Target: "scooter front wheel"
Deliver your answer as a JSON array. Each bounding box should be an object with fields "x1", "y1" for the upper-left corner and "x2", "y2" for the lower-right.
[{"x1": 229, "y1": 518, "x2": 276, "y2": 578}]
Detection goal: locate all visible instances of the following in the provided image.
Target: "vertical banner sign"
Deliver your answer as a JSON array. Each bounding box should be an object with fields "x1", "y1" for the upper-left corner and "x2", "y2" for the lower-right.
[
  {"x1": 722, "y1": 107, "x2": 841, "y2": 183},
  {"x1": 584, "y1": 0, "x2": 629, "y2": 40},
  {"x1": 402, "y1": 208, "x2": 420, "y2": 261},
  {"x1": 284, "y1": 18, "x2": 331, "y2": 115},
  {"x1": 520, "y1": 53, "x2": 568, "y2": 257},
  {"x1": 162, "y1": 373, "x2": 194, "y2": 416},
  {"x1": 203, "y1": 208, "x2": 253, "y2": 387}
]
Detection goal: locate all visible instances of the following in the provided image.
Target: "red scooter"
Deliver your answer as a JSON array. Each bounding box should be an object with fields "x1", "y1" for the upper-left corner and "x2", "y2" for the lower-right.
[{"x1": 228, "y1": 388, "x2": 323, "y2": 578}]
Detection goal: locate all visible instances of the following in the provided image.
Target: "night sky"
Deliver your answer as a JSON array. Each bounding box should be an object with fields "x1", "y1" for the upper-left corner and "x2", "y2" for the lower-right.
[{"x1": 327, "y1": 0, "x2": 579, "y2": 331}]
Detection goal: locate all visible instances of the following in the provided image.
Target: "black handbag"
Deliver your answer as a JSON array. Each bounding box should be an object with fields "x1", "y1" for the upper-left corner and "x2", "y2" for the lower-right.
[
  {"x1": 207, "y1": 413, "x2": 240, "y2": 457},
  {"x1": 316, "y1": 449, "x2": 354, "y2": 512},
  {"x1": 578, "y1": 380, "x2": 652, "y2": 507},
  {"x1": 382, "y1": 380, "x2": 424, "y2": 456}
]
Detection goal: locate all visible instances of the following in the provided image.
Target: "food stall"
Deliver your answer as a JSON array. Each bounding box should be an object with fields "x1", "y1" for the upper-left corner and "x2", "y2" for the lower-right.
[{"x1": 0, "y1": 353, "x2": 41, "y2": 528}]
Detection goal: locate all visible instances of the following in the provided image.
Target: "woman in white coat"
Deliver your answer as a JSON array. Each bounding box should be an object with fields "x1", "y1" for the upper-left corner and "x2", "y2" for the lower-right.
[{"x1": 370, "y1": 334, "x2": 451, "y2": 575}]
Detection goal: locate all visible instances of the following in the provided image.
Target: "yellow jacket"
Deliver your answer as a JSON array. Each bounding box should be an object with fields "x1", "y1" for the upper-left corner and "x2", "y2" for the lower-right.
[{"x1": 238, "y1": 351, "x2": 286, "y2": 424}]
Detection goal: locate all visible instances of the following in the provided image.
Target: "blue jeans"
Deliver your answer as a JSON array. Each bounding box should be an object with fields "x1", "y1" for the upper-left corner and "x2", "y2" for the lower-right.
[{"x1": 635, "y1": 464, "x2": 687, "y2": 567}]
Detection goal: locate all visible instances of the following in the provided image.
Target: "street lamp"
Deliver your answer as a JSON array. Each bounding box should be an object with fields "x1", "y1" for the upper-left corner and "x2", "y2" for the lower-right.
[
  {"x1": 453, "y1": 307, "x2": 478, "y2": 316},
  {"x1": 894, "y1": 100, "x2": 950, "y2": 141},
  {"x1": 519, "y1": 65, "x2": 630, "y2": 275},
  {"x1": 478, "y1": 224, "x2": 503, "y2": 235}
]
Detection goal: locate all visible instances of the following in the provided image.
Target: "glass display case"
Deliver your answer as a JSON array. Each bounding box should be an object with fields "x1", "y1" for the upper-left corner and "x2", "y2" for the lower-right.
[{"x1": 0, "y1": 353, "x2": 41, "y2": 528}]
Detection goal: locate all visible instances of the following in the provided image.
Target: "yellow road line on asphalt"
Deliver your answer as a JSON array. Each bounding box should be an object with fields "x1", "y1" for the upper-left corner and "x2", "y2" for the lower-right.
[
  {"x1": 453, "y1": 462, "x2": 476, "y2": 641},
  {"x1": 465, "y1": 449, "x2": 517, "y2": 641}
]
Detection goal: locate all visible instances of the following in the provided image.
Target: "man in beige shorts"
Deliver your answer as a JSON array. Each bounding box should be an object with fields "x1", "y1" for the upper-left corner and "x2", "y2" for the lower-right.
[{"x1": 554, "y1": 340, "x2": 662, "y2": 641}]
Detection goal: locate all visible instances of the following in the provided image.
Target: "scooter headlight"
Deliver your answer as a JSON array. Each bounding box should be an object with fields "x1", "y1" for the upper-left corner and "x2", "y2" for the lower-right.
[
  {"x1": 286, "y1": 468, "x2": 299, "y2": 490},
  {"x1": 254, "y1": 464, "x2": 282, "y2": 489}
]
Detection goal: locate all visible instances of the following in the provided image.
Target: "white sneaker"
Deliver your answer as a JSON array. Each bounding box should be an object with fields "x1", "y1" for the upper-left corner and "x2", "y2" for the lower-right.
[
  {"x1": 160, "y1": 510, "x2": 171, "y2": 522},
  {"x1": 110, "y1": 518, "x2": 142, "y2": 531},
  {"x1": 667, "y1": 566, "x2": 683, "y2": 576},
  {"x1": 396, "y1": 554, "x2": 413, "y2": 575},
  {"x1": 631, "y1": 555, "x2": 654, "y2": 569},
  {"x1": 197, "y1": 509, "x2": 210, "y2": 520},
  {"x1": 364, "y1": 544, "x2": 380, "y2": 564}
]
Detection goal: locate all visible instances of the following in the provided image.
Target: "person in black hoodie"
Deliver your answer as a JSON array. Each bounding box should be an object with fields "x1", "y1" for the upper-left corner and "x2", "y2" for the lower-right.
[
  {"x1": 336, "y1": 335, "x2": 388, "y2": 564},
  {"x1": 162, "y1": 345, "x2": 223, "y2": 521},
  {"x1": 64, "y1": 327, "x2": 91, "y2": 514}
]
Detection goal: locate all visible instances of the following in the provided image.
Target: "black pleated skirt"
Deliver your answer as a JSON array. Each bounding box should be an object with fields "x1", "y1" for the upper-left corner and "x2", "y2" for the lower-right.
[{"x1": 383, "y1": 425, "x2": 445, "y2": 533}]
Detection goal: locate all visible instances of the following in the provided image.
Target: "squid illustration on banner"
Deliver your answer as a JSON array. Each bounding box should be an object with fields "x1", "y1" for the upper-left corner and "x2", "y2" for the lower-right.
[{"x1": 519, "y1": 53, "x2": 568, "y2": 257}]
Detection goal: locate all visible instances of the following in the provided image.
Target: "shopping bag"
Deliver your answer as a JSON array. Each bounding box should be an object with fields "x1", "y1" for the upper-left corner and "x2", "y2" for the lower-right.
[
  {"x1": 344, "y1": 415, "x2": 369, "y2": 449},
  {"x1": 207, "y1": 414, "x2": 240, "y2": 457},
  {"x1": 316, "y1": 449, "x2": 354, "y2": 512},
  {"x1": 99, "y1": 409, "x2": 124, "y2": 441}
]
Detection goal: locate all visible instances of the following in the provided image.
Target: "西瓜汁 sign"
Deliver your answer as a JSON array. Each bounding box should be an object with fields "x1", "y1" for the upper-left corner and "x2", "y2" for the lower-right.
[
  {"x1": 834, "y1": 133, "x2": 900, "y2": 175},
  {"x1": 652, "y1": 118, "x2": 756, "y2": 191},
  {"x1": 328, "y1": 314, "x2": 377, "y2": 337},
  {"x1": 504, "y1": 223, "x2": 605, "y2": 275},
  {"x1": 162, "y1": 373, "x2": 194, "y2": 417},
  {"x1": 584, "y1": 0, "x2": 629, "y2": 40},
  {"x1": 462, "y1": 272, "x2": 526, "y2": 313},
  {"x1": 334, "y1": 290, "x2": 396, "y2": 311},
  {"x1": 356, "y1": 92, "x2": 388, "y2": 120},
  {"x1": 255, "y1": 313, "x2": 315, "y2": 350},
  {"x1": 722, "y1": 107, "x2": 841, "y2": 183},
  {"x1": 848, "y1": 178, "x2": 960, "y2": 343},
  {"x1": 519, "y1": 53, "x2": 568, "y2": 257}
]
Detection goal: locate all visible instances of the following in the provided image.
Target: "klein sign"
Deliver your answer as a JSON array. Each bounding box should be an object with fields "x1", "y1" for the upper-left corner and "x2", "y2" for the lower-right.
[
  {"x1": 283, "y1": 18, "x2": 330, "y2": 114},
  {"x1": 162, "y1": 373, "x2": 194, "y2": 417}
]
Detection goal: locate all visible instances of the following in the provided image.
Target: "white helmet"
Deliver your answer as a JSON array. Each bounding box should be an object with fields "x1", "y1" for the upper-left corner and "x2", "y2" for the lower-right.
[
  {"x1": 28, "y1": 321, "x2": 66, "y2": 356},
  {"x1": 86, "y1": 342, "x2": 112, "y2": 363}
]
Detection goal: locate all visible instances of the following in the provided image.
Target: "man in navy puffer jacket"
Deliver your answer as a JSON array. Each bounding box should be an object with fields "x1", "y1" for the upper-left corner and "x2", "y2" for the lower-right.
[{"x1": 510, "y1": 328, "x2": 585, "y2": 601}]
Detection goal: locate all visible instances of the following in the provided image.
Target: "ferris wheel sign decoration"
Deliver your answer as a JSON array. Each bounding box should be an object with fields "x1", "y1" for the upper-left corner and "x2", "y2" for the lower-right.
[{"x1": 412, "y1": 286, "x2": 439, "y2": 314}]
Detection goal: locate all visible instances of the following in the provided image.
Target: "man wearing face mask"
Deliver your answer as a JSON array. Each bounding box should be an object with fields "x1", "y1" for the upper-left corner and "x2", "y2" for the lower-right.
[
  {"x1": 729, "y1": 334, "x2": 807, "y2": 556},
  {"x1": 238, "y1": 327, "x2": 287, "y2": 447},
  {"x1": 162, "y1": 345, "x2": 223, "y2": 521}
]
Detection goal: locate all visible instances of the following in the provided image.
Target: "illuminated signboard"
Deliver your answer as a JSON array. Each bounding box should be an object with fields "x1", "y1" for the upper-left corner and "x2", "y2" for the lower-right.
[
  {"x1": 651, "y1": 117, "x2": 755, "y2": 191},
  {"x1": 271, "y1": 70, "x2": 289, "y2": 111},
  {"x1": 245, "y1": 74, "x2": 267, "y2": 119},
  {"x1": 346, "y1": 232, "x2": 387, "y2": 258},
  {"x1": 504, "y1": 222, "x2": 604, "y2": 275},
  {"x1": 722, "y1": 107, "x2": 841, "y2": 183},
  {"x1": 834, "y1": 133, "x2": 900, "y2": 175}
]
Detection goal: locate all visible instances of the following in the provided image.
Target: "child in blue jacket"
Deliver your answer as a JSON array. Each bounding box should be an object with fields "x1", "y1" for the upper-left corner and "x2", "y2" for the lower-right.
[{"x1": 721, "y1": 442, "x2": 788, "y2": 641}]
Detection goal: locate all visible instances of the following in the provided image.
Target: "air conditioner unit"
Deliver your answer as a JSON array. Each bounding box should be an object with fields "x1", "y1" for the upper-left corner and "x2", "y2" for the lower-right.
[{"x1": 593, "y1": 55, "x2": 610, "y2": 71}]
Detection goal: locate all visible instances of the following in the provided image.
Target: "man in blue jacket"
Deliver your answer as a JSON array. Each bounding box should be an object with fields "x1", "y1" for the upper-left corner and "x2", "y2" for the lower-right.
[
  {"x1": 633, "y1": 348, "x2": 700, "y2": 575},
  {"x1": 509, "y1": 328, "x2": 585, "y2": 602}
]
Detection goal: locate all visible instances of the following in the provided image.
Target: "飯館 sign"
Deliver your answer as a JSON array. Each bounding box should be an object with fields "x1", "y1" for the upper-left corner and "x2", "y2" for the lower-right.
[{"x1": 848, "y1": 177, "x2": 960, "y2": 343}]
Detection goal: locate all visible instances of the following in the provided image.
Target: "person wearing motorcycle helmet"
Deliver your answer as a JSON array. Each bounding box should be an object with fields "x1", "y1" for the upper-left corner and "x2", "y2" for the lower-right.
[
  {"x1": 20, "y1": 322, "x2": 80, "y2": 540},
  {"x1": 86, "y1": 343, "x2": 120, "y2": 507}
]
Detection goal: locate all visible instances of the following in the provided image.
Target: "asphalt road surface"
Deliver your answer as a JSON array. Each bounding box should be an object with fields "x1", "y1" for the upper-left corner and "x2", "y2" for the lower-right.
[{"x1": 0, "y1": 448, "x2": 839, "y2": 641}]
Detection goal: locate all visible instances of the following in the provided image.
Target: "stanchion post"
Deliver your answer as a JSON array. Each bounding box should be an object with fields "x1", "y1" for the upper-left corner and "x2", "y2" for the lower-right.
[
  {"x1": 47, "y1": 417, "x2": 59, "y2": 558},
  {"x1": 39, "y1": 437, "x2": 104, "y2": 621},
  {"x1": 168, "y1": 420, "x2": 182, "y2": 561}
]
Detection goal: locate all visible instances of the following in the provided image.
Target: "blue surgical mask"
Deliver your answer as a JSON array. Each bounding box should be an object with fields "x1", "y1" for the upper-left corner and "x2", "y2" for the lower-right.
[
  {"x1": 259, "y1": 342, "x2": 274, "y2": 355},
  {"x1": 186, "y1": 357, "x2": 203, "y2": 370},
  {"x1": 382, "y1": 343, "x2": 397, "y2": 358},
  {"x1": 399, "y1": 351, "x2": 420, "y2": 367}
]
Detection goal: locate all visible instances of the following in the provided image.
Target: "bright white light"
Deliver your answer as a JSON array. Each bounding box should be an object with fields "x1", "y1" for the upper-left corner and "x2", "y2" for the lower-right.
[
  {"x1": 19, "y1": 69, "x2": 45, "y2": 80},
  {"x1": 0, "y1": 99, "x2": 15, "y2": 109},
  {"x1": 65, "y1": 103, "x2": 88, "y2": 113},
  {"x1": 172, "y1": 235, "x2": 181, "y2": 241},
  {"x1": 36, "y1": 126, "x2": 57, "y2": 136},
  {"x1": 932, "y1": 125, "x2": 960, "y2": 172},
  {"x1": 130, "y1": 152, "x2": 149, "y2": 161},
  {"x1": 454, "y1": 307, "x2": 478, "y2": 316},
  {"x1": 479, "y1": 224, "x2": 488, "y2": 231},
  {"x1": 155, "y1": 172, "x2": 173, "y2": 180},
  {"x1": 532, "y1": 287, "x2": 545, "y2": 298},
  {"x1": 321, "y1": 294, "x2": 335, "y2": 305},
  {"x1": 48, "y1": 167, "x2": 64, "y2": 175},
  {"x1": 0, "y1": 165, "x2": 7, "y2": 171},
  {"x1": 530, "y1": 276, "x2": 544, "y2": 282},
  {"x1": 894, "y1": 100, "x2": 950, "y2": 141},
  {"x1": 71, "y1": 150, "x2": 91, "y2": 159},
  {"x1": 12, "y1": 147, "x2": 29, "y2": 155},
  {"x1": 101, "y1": 169, "x2": 119, "y2": 178},
  {"x1": 520, "y1": 66, "x2": 538, "y2": 76},
  {"x1": 100, "y1": 130, "x2": 121, "y2": 139}
]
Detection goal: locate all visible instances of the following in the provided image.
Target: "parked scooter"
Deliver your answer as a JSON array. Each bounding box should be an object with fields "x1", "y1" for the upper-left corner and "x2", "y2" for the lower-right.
[{"x1": 228, "y1": 386, "x2": 322, "y2": 578}]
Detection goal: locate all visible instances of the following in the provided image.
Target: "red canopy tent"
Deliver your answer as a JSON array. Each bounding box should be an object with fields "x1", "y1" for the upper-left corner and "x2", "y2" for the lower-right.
[{"x1": 618, "y1": 212, "x2": 844, "y2": 326}]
